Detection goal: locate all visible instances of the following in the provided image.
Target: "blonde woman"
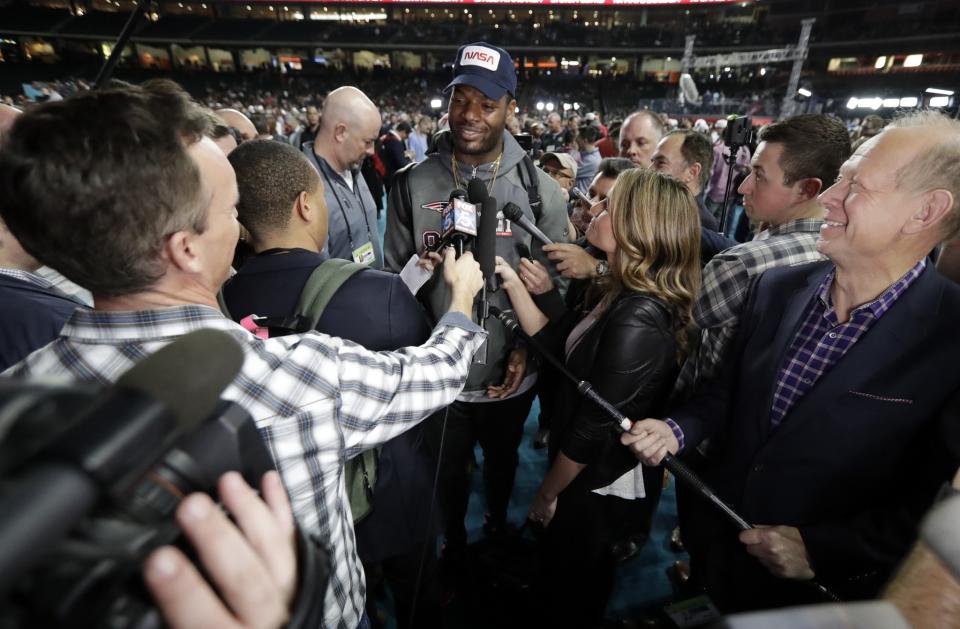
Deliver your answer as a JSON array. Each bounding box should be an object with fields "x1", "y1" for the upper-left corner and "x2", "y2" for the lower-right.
[{"x1": 495, "y1": 168, "x2": 701, "y2": 627}]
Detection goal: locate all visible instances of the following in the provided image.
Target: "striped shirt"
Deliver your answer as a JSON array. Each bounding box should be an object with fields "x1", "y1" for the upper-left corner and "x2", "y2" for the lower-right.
[
  {"x1": 4, "y1": 304, "x2": 486, "y2": 629},
  {"x1": 769, "y1": 259, "x2": 926, "y2": 428},
  {"x1": 675, "y1": 218, "x2": 826, "y2": 398}
]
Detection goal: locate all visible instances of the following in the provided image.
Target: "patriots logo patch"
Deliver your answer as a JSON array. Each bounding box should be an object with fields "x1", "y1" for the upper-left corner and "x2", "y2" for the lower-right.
[{"x1": 421, "y1": 201, "x2": 447, "y2": 213}]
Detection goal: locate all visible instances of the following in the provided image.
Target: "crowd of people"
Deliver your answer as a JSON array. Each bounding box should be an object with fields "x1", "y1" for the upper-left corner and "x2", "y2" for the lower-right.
[{"x1": 2, "y1": 38, "x2": 960, "y2": 629}]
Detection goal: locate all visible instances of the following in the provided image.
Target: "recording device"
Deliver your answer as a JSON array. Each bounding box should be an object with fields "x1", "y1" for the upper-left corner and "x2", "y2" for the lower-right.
[
  {"x1": 425, "y1": 189, "x2": 473, "y2": 254},
  {"x1": 0, "y1": 330, "x2": 329, "y2": 628},
  {"x1": 724, "y1": 114, "x2": 754, "y2": 149},
  {"x1": 516, "y1": 242, "x2": 532, "y2": 261},
  {"x1": 923, "y1": 489, "x2": 960, "y2": 581},
  {"x1": 570, "y1": 187, "x2": 591, "y2": 207},
  {"x1": 718, "y1": 114, "x2": 755, "y2": 235},
  {"x1": 502, "y1": 202, "x2": 554, "y2": 247},
  {"x1": 441, "y1": 197, "x2": 478, "y2": 255},
  {"x1": 513, "y1": 133, "x2": 534, "y2": 157}
]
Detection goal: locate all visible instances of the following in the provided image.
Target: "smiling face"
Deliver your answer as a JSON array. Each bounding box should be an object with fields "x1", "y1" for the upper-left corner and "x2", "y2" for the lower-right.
[
  {"x1": 816, "y1": 130, "x2": 925, "y2": 267},
  {"x1": 448, "y1": 85, "x2": 514, "y2": 163}
]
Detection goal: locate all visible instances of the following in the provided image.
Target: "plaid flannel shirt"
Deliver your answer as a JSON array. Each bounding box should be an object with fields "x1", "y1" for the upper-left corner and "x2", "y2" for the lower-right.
[
  {"x1": 3, "y1": 304, "x2": 486, "y2": 629},
  {"x1": 674, "y1": 219, "x2": 826, "y2": 399}
]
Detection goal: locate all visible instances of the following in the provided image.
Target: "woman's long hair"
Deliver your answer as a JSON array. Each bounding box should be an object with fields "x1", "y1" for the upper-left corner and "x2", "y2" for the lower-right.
[{"x1": 594, "y1": 168, "x2": 702, "y2": 360}]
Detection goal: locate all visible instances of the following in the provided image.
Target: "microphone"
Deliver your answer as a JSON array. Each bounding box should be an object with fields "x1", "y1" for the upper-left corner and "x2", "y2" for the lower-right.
[
  {"x1": 502, "y1": 202, "x2": 554, "y2": 247},
  {"x1": 923, "y1": 491, "x2": 960, "y2": 581},
  {"x1": 440, "y1": 196, "x2": 478, "y2": 256},
  {"x1": 425, "y1": 190, "x2": 474, "y2": 254},
  {"x1": 0, "y1": 329, "x2": 245, "y2": 593},
  {"x1": 478, "y1": 195, "x2": 499, "y2": 293},
  {"x1": 467, "y1": 177, "x2": 489, "y2": 207}
]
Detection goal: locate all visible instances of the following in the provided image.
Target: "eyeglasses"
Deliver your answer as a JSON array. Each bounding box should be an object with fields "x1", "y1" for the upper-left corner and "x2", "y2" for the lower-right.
[{"x1": 543, "y1": 167, "x2": 573, "y2": 181}]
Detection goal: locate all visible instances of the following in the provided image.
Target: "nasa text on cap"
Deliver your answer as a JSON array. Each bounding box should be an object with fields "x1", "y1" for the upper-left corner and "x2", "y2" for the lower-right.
[{"x1": 444, "y1": 43, "x2": 517, "y2": 102}]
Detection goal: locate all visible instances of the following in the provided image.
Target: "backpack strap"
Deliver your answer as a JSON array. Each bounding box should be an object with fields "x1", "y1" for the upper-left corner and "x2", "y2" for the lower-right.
[
  {"x1": 516, "y1": 154, "x2": 543, "y2": 222},
  {"x1": 216, "y1": 288, "x2": 232, "y2": 319},
  {"x1": 294, "y1": 258, "x2": 367, "y2": 330},
  {"x1": 393, "y1": 161, "x2": 416, "y2": 230}
]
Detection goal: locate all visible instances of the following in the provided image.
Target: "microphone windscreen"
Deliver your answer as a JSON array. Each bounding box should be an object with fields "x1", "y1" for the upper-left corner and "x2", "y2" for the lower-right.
[
  {"x1": 449, "y1": 189, "x2": 467, "y2": 202},
  {"x1": 467, "y1": 178, "x2": 489, "y2": 206},
  {"x1": 477, "y1": 196, "x2": 499, "y2": 279},
  {"x1": 117, "y1": 329, "x2": 245, "y2": 430},
  {"x1": 502, "y1": 202, "x2": 524, "y2": 224}
]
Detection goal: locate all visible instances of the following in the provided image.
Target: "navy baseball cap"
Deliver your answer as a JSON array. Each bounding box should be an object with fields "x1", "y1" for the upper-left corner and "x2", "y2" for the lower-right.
[{"x1": 444, "y1": 42, "x2": 517, "y2": 101}]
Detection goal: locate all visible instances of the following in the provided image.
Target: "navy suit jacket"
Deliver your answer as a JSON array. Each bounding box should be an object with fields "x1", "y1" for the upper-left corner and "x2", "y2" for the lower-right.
[{"x1": 674, "y1": 260, "x2": 960, "y2": 603}]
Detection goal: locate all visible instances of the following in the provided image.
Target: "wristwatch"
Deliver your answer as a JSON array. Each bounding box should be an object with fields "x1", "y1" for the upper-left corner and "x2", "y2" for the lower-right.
[{"x1": 595, "y1": 260, "x2": 609, "y2": 277}]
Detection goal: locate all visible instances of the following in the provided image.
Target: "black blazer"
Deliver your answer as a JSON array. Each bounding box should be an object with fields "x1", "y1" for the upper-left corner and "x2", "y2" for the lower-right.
[
  {"x1": 674, "y1": 260, "x2": 960, "y2": 599},
  {"x1": 536, "y1": 290, "x2": 682, "y2": 489}
]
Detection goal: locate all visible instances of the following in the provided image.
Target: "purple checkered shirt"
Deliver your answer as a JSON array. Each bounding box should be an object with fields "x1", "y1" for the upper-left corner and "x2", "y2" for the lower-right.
[{"x1": 768, "y1": 259, "x2": 926, "y2": 429}]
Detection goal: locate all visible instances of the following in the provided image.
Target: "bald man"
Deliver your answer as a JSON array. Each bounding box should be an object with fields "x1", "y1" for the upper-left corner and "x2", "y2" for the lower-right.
[
  {"x1": 302, "y1": 86, "x2": 383, "y2": 268},
  {"x1": 619, "y1": 110, "x2": 664, "y2": 169},
  {"x1": 215, "y1": 108, "x2": 257, "y2": 143}
]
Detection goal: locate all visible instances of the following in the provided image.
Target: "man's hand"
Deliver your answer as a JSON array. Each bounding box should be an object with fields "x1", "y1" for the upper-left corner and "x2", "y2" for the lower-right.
[
  {"x1": 415, "y1": 250, "x2": 443, "y2": 274},
  {"x1": 739, "y1": 525, "x2": 815, "y2": 580},
  {"x1": 144, "y1": 471, "x2": 297, "y2": 629},
  {"x1": 619, "y1": 418, "x2": 679, "y2": 466},
  {"x1": 518, "y1": 258, "x2": 554, "y2": 295},
  {"x1": 442, "y1": 248, "x2": 484, "y2": 317},
  {"x1": 487, "y1": 347, "x2": 527, "y2": 399},
  {"x1": 543, "y1": 243, "x2": 598, "y2": 280},
  {"x1": 528, "y1": 489, "x2": 558, "y2": 527}
]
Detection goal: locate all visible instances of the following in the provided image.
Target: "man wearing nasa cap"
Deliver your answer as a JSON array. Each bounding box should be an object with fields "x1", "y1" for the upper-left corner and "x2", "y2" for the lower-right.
[{"x1": 385, "y1": 42, "x2": 569, "y2": 583}]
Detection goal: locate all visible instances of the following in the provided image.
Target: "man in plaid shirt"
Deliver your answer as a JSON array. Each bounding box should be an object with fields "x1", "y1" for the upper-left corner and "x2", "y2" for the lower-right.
[
  {"x1": 625, "y1": 112, "x2": 960, "y2": 610},
  {"x1": 0, "y1": 81, "x2": 486, "y2": 629},
  {"x1": 675, "y1": 114, "x2": 851, "y2": 400}
]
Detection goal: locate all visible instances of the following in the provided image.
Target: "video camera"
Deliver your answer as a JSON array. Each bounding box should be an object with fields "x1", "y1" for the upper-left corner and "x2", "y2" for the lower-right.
[
  {"x1": 723, "y1": 115, "x2": 755, "y2": 149},
  {"x1": 0, "y1": 331, "x2": 329, "y2": 629}
]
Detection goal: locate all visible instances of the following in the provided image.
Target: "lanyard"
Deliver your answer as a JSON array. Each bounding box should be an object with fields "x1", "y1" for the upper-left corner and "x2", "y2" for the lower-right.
[{"x1": 318, "y1": 162, "x2": 374, "y2": 253}]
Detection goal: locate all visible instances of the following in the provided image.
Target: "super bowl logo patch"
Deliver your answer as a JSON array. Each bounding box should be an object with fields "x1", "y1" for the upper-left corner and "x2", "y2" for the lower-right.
[{"x1": 421, "y1": 201, "x2": 447, "y2": 213}]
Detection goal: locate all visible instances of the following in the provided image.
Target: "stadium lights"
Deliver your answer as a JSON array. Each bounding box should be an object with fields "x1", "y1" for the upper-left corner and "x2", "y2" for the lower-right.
[
  {"x1": 545, "y1": 102, "x2": 555, "y2": 112},
  {"x1": 930, "y1": 96, "x2": 950, "y2": 108},
  {"x1": 573, "y1": 103, "x2": 581, "y2": 110},
  {"x1": 536, "y1": 102, "x2": 545, "y2": 112},
  {"x1": 899, "y1": 97, "x2": 918, "y2": 108},
  {"x1": 760, "y1": 67, "x2": 766, "y2": 76},
  {"x1": 855, "y1": 97, "x2": 882, "y2": 110},
  {"x1": 926, "y1": 88, "x2": 955, "y2": 96},
  {"x1": 797, "y1": 88, "x2": 812, "y2": 98},
  {"x1": 563, "y1": 103, "x2": 571, "y2": 111},
  {"x1": 846, "y1": 98, "x2": 858, "y2": 110},
  {"x1": 874, "y1": 56, "x2": 886, "y2": 69},
  {"x1": 430, "y1": 98, "x2": 442, "y2": 110},
  {"x1": 882, "y1": 98, "x2": 900, "y2": 108},
  {"x1": 903, "y1": 54, "x2": 923, "y2": 68}
]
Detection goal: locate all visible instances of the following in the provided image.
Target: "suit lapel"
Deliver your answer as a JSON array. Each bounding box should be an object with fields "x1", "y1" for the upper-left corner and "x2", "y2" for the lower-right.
[{"x1": 754, "y1": 267, "x2": 828, "y2": 442}]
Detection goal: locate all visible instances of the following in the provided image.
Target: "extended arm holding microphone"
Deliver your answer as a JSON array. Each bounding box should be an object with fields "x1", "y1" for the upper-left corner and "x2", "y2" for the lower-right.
[{"x1": 487, "y1": 306, "x2": 841, "y2": 602}]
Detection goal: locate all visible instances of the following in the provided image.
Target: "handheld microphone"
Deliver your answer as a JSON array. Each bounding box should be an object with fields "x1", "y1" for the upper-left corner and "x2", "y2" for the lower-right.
[
  {"x1": 425, "y1": 190, "x2": 473, "y2": 254},
  {"x1": 467, "y1": 177, "x2": 489, "y2": 207},
  {"x1": 0, "y1": 329, "x2": 245, "y2": 593},
  {"x1": 502, "y1": 202, "x2": 554, "y2": 247},
  {"x1": 440, "y1": 197, "x2": 478, "y2": 256},
  {"x1": 478, "y1": 195, "x2": 499, "y2": 294}
]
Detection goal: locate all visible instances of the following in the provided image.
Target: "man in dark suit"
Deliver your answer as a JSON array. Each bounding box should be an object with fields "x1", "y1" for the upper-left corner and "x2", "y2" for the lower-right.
[
  {"x1": 623, "y1": 110, "x2": 960, "y2": 611},
  {"x1": 222, "y1": 139, "x2": 441, "y2": 628}
]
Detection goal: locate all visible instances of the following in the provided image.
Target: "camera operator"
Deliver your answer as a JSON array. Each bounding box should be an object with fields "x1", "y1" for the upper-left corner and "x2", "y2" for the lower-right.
[{"x1": 0, "y1": 79, "x2": 486, "y2": 629}]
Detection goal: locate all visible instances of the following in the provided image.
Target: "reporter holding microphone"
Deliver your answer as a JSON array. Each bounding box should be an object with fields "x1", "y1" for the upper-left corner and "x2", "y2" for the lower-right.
[{"x1": 494, "y1": 168, "x2": 702, "y2": 628}]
